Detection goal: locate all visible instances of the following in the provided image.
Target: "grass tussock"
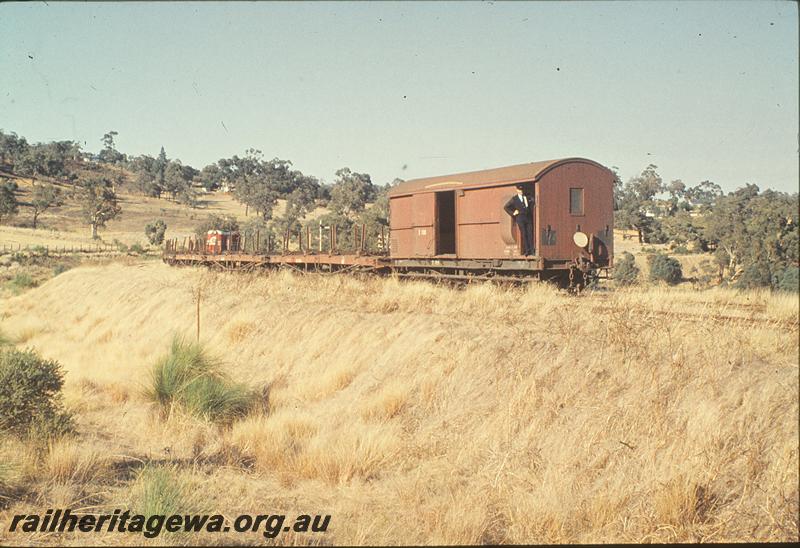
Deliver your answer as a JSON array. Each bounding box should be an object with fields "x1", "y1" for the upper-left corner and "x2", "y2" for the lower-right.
[
  {"x1": 44, "y1": 439, "x2": 111, "y2": 484},
  {"x1": 227, "y1": 411, "x2": 318, "y2": 479},
  {"x1": 133, "y1": 465, "x2": 189, "y2": 518},
  {"x1": 300, "y1": 423, "x2": 403, "y2": 485},
  {"x1": 6, "y1": 273, "x2": 37, "y2": 295},
  {"x1": 0, "y1": 438, "x2": 39, "y2": 493},
  {"x1": 360, "y1": 380, "x2": 408, "y2": 421},
  {"x1": 146, "y1": 336, "x2": 259, "y2": 423}
]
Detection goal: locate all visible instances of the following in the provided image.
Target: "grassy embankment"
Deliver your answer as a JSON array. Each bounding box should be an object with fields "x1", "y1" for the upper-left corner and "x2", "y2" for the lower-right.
[{"x1": 0, "y1": 261, "x2": 797, "y2": 544}]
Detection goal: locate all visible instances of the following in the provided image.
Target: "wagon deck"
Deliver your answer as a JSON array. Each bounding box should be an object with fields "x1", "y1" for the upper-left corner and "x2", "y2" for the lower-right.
[{"x1": 162, "y1": 243, "x2": 571, "y2": 284}]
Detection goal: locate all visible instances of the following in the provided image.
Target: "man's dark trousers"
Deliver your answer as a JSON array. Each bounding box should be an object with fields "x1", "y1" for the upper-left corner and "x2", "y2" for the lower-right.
[{"x1": 516, "y1": 216, "x2": 534, "y2": 256}]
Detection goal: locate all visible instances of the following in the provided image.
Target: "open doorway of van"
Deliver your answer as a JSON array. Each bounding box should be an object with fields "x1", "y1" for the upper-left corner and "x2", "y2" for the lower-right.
[
  {"x1": 435, "y1": 191, "x2": 456, "y2": 255},
  {"x1": 515, "y1": 182, "x2": 535, "y2": 256}
]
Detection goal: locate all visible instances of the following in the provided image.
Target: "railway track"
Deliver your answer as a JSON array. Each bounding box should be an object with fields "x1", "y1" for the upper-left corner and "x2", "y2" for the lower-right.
[{"x1": 586, "y1": 303, "x2": 797, "y2": 330}]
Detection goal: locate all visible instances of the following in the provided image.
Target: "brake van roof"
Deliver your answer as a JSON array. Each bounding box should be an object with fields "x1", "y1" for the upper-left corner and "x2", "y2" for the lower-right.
[{"x1": 387, "y1": 157, "x2": 610, "y2": 197}]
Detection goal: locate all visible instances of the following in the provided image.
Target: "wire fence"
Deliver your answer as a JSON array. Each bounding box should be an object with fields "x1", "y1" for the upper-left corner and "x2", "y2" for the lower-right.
[{"x1": 0, "y1": 243, "x2": 136, "y2": 256}]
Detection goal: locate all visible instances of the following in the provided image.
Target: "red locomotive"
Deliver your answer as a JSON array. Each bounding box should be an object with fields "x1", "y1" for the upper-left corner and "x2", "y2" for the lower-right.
[{"x1": 204, "y1": 230, "x2": 240, "y2": 254}]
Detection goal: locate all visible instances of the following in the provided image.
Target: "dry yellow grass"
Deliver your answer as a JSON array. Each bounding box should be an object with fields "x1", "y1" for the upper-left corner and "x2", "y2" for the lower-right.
[
  {"x1": 43, "y1": 440, "x2": 112, "y2": 485},
  {"x1": 0, "y1": 261, "x2": 797, "y2": 545},
  {"x1": 0, "y1": 189, "x2": 247, "y2": 250}
]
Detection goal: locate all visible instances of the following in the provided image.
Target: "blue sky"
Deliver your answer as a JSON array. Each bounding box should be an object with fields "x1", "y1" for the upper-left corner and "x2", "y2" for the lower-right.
[{"x1": 0, "y1": 1, "x2": 797, "y2": 192}]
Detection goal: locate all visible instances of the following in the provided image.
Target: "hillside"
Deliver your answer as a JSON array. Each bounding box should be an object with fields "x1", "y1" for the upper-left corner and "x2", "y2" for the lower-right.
[
  {"x1": 0, "y1": 262, "x2": 797, "y2": 544},
  {"x1": 1, "y1": 172, "x2": 331, "y2": 252},
  {"x1": 1, "y1": 172, "x2": 248, "y2": 247}
]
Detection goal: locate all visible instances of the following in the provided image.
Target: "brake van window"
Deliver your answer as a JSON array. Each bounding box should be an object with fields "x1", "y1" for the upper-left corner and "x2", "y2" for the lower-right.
[{"x1": 570, "y1": 188, "x2": 584, "y2": 215}]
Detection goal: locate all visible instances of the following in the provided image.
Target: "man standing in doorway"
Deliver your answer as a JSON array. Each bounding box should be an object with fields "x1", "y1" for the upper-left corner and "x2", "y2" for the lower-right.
[{"x1": 504, "y1": 184, "x2": 534, "y2": 256}]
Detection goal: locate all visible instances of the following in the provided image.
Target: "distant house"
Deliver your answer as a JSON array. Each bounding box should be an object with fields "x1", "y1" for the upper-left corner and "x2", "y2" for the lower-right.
[
  {"x1": 641, "y1": 198, "x2": 679, "y2": 219},
  {"x1": 190, "y1": 178, "x2": 209, "y2": 193},
  {"x1": 642, "y1": 203, "x2": 661, "y2": 218}
]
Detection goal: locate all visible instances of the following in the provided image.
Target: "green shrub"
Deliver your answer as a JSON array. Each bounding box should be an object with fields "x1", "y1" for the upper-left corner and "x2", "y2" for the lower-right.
[
  {"x1": 112, "y1": 239, "x2": 129, "y2": 253},
  {"x1": 614, "y1": 252, "x2": 640, "y2": 286},
  {"x1": 129, "y1": 243, "x2": 145, "y2": 254},
  {"x1": 735, "y1": 260, "x2": 772, "y2": 289},
  {"x1": 0, "y1": 348, "x2": 74, "y2": 438},
  {"x1": 52, "y1": 263, "x2": 70, "y2": 276},
  {"x1": 672, "y1": 245, "x2": 690, "y2": 255},
  {"x1": 11, "y1": 272, "x2": 35, "y2": 286},
  {"x1": 648, "y1": 253, "x2": 683, "y2": 285},
  {"x1": 146, "y1": 337, "x2": 258, "y2": 423},
  {"x1": 775, "y1": 266, "x2": 799, "y2": 292},
  {"x1": 8, "y1": 273, "x2": 37, "y2": 294},
  {"x1": 144, "y1": 219, "x2": 167, "y2": 246}
]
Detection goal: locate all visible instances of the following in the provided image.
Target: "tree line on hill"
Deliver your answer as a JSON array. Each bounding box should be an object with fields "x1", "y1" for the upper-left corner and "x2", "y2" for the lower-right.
[
  {"x1": 0, "y1": 129, "x2": 398, "y2": 249},
  {"x1": 0, "y1": 130, "x2": 121, "y2": 238},
  {"x1": 126, "y1": 145, "x2": 397, "y2": 252},
  {"x1": 614, "y1": 164, "x2": 798, "y2": 290}
]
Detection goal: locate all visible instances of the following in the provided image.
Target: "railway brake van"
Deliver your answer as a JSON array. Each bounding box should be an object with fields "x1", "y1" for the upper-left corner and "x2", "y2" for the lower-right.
[{"x1": 387, "y1": 157, "x2": 615, "y2": 286}]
